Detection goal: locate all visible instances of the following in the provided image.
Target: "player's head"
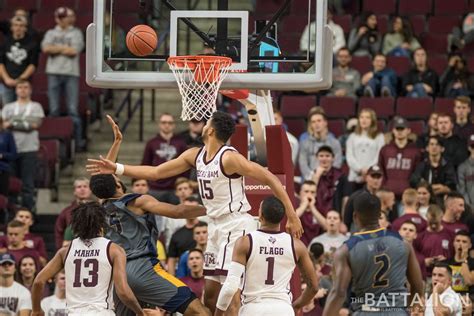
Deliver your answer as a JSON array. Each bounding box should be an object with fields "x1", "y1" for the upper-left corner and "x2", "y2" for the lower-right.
[
  {"x1": 353, "y1": 192, "x2": 381, "y2": 229},
  {"x1": 71, "y1": 202, "x2": 107, "y2": 241},
  {"x1": 309, "y1": 242, "x2": 325, "y2": 264},
  {"x1": 398, "y1": 221, "x2": 417, "y2": 243},
  {"x1": 203, "y1": 111, "x2": 235, "y2": 143},
  {"x1": 432, "y1": 262, "x2": 452, "y2": 290},
  {"x1": 259, "y1": 196, "x2": 285, "y2": 226},
  {"x1": 90, "y1": 174, "x2": 126, "y2": 199}
]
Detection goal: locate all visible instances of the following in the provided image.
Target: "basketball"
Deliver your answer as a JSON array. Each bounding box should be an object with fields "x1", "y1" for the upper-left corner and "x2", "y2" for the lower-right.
[{"x1": 126, "y1": 25, "x2": 157, "y2": 57}]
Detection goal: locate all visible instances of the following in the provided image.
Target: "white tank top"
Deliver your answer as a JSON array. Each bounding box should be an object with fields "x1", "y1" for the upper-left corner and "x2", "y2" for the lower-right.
[
  {"x1": 241, "y1": 230, "x2": 296, "y2": 304},
  {"x1": 195, "y1": 145, "x2": 251, "y2": 219},
  {"x1": 64, "y1": 237, "x2": 114, "y2": 313}
]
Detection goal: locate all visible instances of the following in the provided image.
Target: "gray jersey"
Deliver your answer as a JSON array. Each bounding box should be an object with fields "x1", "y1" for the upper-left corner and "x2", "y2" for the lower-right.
[
  {"x1": 103, "y1": 194, "x2": 158, "y2": 260},
  {"x1": 346, "y1": 228, "x2": 409, "y2": 314}
]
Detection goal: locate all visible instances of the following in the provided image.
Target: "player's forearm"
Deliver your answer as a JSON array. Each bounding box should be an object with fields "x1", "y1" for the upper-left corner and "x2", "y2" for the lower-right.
[
  {"x1": 123, "y1": 164, "x2": 161, "y2": 180},
  {"x1": 322, "y1": 290, "x2": 346, "y2": 316},
  {"x1": 264, "y1": 173, "x2": 297, "y2": 219},
  {"x1": 116, "y1": 286, "x2": 145, "y2": 316},
  {"x1": 293, "y1": 285, "x2": 318, "y2": 309},
  {"x1": 31, "y1": 279, "x2": 46, "y2": 312},
  {"x1": 433, "y1": 293, "x2": 450, "y2": 316},
  {"x1": 176, "y1": 204, "x2": 207, "y2": 218},
  {"x1": 106, "y1": 140, "x2": 122, "y2": 162}
]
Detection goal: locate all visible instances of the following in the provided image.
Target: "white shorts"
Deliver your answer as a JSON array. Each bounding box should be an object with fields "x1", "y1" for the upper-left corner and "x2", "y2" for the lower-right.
[
  {"x1": 204, "y1": 212, "x2": 257, "y2": 284},
  {"x1": 68, "y1": 309, "x2": 115, "y2": 316},
  {"x1": 239, "y1": 299, "x2": 295, "y2": 316}
]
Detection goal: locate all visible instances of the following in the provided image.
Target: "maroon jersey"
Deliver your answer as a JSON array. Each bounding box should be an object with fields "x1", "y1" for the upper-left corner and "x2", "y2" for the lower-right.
[
  {"x1": 8, "y1": 247, "x2": 41, "y2": 267},
  {"x1": 179, "y1": 275, "x2": 205, "y2": 299},
  {"x1": 55, "y1": 201, "x2": 78, "y2": 249},
  {"x1": 391, "y1": 213, "x2": 427, "y2": 233},
  {"x1": 441, "y1": 220, "x2": 469, "y2": 234},
  {"x1": 414, "y1": 228, "x2": 454, "y2": 264},
  {"x1": 0, "y1": 233, "x2": 46, "y2": 259},
  {"x1": 300, "y1": 211, "x2": 321, "y2": 246},
  {"x1": 415, "y1": 250, "x2": 427, "y2": 280}
]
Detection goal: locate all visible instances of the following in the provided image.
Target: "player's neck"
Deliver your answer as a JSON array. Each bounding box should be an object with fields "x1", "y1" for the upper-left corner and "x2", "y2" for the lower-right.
[
  {"x1": 259, "y1": 224, "x2": 280, "y2": 232},
  {"x1": 359, "y1": 223, "x2": 380, "y2": 232},
  {"x1": 205, "y1": 140, "x2": 224, "y2": 155},
  {"x1": 0, "y1": 276, "x2": 13, "y2": 287}
]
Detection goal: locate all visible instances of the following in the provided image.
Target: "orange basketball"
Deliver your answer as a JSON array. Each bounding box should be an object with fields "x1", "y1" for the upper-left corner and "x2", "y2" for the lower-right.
[{"x1": 126, "y1": 25, "x2": 157, "y2": 57}]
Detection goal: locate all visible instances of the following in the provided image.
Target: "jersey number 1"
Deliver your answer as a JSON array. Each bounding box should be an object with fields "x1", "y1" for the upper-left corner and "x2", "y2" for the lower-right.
[
  {"x1": 199, "y1": 179, "x2": 214, "y2": 199},
  {"x1": 73, "y1": 258, "x2": 99, "y2": 287},
  {"x1": 265, "y1": 257, "x2": 275, "y2": 285}
]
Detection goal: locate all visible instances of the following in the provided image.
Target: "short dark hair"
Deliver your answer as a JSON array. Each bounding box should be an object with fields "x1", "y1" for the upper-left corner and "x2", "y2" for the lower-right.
[
  {"x1": 433, "y1": 262, "x2": 452, "y2": 277},
  {"x1": 427, "y1": 135, "x2": 444, "y2": 147},
  {"x1": 71, "y1": 202, "x2": 107, "y2": 241},
  {"x1": 373, "y1": 53, "x2": 386, "y2": 61},
  {"x1": 302, "y1": 180, "x2": 316, "y2": 187},
  {"x1": 261, "y1": 196, "x2": 285, "y2": 224},
  {"x1": 188, "y1": 248, "x2": 204, "y2": 259},
  {"x1": 193, "y1": 221, "x2": 208, "y2": 231},
  {"x1": 455, "y1": 230, "x2": 470, "y2": 239},
  {"x1": 354, "y1": 192, "x2": 381, "y2": 220},
  {"x1": 7, "y1": 220, "x2": 24, "y2": 229},
  {"x1": 445, "y1": 191, "x2": 465, "y2": 202},
  {"x1": 90, "y1": 174, "x2": 117, "y2": 199},
  {"x1": 309, "y1": 242, "x2": 324, "y2": 260},
  {"x1": 316, "y1": 145, "x2": 334, "y2": 156},
  {"x1": 337, "y1": 47, "x2": 350, "y2": 55},
  {"x1": 131, "y1": 178, "x2": 147, "y2": 185},
  {"x1": 211, "y1": 111, "x2": 235, "y2": 142},
  {"x1": 400, "y1": 220, "x2": 417, "y2": 230}
]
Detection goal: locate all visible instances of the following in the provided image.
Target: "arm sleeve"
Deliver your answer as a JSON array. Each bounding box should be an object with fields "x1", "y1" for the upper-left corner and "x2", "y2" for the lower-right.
[
  {"x1": 40, "y1": 30, "x2": 54, "y2": 50},
  {"x1": 333, "y1": 26, "x2": 346, "y2": 53},
  {"x1": 70, "y1": 29, "x2": 84, "y2": 52},
  {"x1": 216, "y1": 262, "x2": 245, "y2": 311},
  {"x1": 409, "y1": 162, "x2": 424, "y2": 188},
  {"x1": 347, "y1": 29, "x2": 360, "y2": 52},
  {"x1": 167, "y1": 235, "x2": 179, "y2": 258},
  {"x1": 443, "y1": 164, "x2": 458, "y2": 190},
  {"x1": 457, "y1": 164, "x2": 468, "y2": 198},
  {"x1": 19, "y1": 287, "x2": 32, "y2": 310}
]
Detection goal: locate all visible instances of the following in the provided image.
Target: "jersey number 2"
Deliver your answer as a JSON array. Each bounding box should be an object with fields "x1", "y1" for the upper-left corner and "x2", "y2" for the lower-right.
[
  {"x1": 199, "y1": 179, "x2": 214, "y2": 199},
  {"x1": 73, "y1": 258, "x2": 99, "y2": 287},
  {"x1": 373, "y1": 254, "x2": 390, "y2": 287}
]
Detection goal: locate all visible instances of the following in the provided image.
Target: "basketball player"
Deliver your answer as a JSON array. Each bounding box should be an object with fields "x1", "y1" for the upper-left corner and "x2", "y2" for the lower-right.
[
  {"x1": 322, "y1": 193, "x2": 424, "y2": 316},
  {"x1": 215, "y1": 196, "x2": 319, "y2": 316},
  {"x1": 30, "y1": 202, "x2": 150, "y2": 316},
  {"x1": 87, "y1": 111, "x2": 303, "y2": 314}
]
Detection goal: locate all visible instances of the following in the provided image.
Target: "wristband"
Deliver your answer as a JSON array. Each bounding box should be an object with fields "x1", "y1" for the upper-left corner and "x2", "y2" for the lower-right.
[{"x1": 115, "y1": 163, "x2": 125, "y2": 175}]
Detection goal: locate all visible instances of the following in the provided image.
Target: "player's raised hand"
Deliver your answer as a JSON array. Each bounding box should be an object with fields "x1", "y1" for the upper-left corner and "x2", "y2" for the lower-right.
[
  {"x1": 106, "y1": 115, "x2": 123, "y2": 143},
  {"x1": 286, "y1": 214, "x2": 304, "y2": 239},
  {"x1": 86, "y1": 155, "x2": 117, "y2": 175},
  {"x1": 142, "y1": 308, "x2": 166, "y2": 316}
]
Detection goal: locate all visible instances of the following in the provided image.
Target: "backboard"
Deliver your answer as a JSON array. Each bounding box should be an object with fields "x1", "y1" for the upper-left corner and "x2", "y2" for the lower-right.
[{"x1": 86, "y1": 0, "x2": 333, "y2": 91}]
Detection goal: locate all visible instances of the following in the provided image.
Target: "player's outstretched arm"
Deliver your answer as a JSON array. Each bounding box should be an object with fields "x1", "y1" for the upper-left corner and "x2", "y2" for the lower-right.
[
  {"x1": 322, "y1": 245, "x2": 352, "y2": 316},
  {"x1": 221, "y1": 151, "x2": 304, "y2": 239},
  {"x1": 214, "y1": 235, "x2": 249, "y2": 316},
  {"x1": 405, "y1": 242, "x2": 424, "y2": 313},
  {"x1": 110, "y1": 243, "x2": 146, "y2": 316},
  {"x1": 86, "y1": 147, "x2": 200, "y2": 180},
  {"x1": 135, "y1": 194, "x2": 207, "y2": 218},
  {"x1": 105, "y1": 115, "x2": 122, "y2": 162},
  {"x1": 31, "y1": 247, "x2": 67, "y2": 316},
  {"x1": 292, "y1": 238, "x2": 319, "y2": 310}
]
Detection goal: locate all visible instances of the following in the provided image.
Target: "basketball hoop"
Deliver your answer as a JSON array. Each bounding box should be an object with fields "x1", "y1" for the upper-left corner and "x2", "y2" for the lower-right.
[
  {"x1": 220, "y1": 89, "x2": 249, "y2": 100},
  {"x1": 167, "y1": 55, "x2": 233, "y2": 121}
]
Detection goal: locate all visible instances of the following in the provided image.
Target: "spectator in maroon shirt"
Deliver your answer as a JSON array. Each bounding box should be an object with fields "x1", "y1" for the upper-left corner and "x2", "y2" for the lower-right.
[
  {"x1": 379, "y1": 116, "x2": 421, "y2": 199},
  {"x1": 392, "y1": 188, "x2": 427, "y2": 233},
  {"x1": 311, "y1": 145, "x2": 351, "y2": 216},
  {"x1": 179, "y1": 248, "x2": 205, "y2": 301},
  {"x1": 296, "y1": 180, "x2": 328, "y2": 246},
  {"x1": 399, "y1": 221, "x2": 427, "y2": 280},
  {"x1": 3, "y1": 220, "x2": 41, "y2": 267},
  {"x1": 141, "y1": 113, "x2": 188, "y2": 197},
  {"x1": 442, "y1": 192, "x2": 468, "y2": 234},
  {"x1": 415, "y1": 205, "x2": 454, "y2": 276},
  {"x1": 453, "y1": 96, "x2": 474, "y2": 143},
  {"x1": 54, "y1": 177, "x2": 92, "y2": 249}
]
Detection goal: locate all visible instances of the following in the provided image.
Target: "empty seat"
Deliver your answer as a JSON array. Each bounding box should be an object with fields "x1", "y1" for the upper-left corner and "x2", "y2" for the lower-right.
[
  {"x1": 377, "y1": 120, "x2": 386, "y2": 133},
  {"x1": 32, "y1": 13, "x2": 56, "y2": 32},
  {"x1": 399, "y1": 0, "x2": 432, "y2": 15},
  {"x1": 407, "y1": 120, "x2": 426, "y2": 135},
  {"x1": 434, "y1": 0, "x2": 468, "y2": 15},
  {"x1": 39, "y1": 0, "x2": 76, "y2": 11},
  {"x1": 328, "y1": 119, "x2": 345, "y2": 137},
  {"x1": 285, "y1": 119, "x2": 306, "y2": 138},
  {"x1": 39, "y1": 117, "x2": 75, "y2": 164},
  {"x1": 31, "y1": 73, "x2": 48, "y2": 92},
  {"x1": 428, "y1": 55, "x2": 448, "y2": 75},
  {"x1": 32, "y1": 93, "x2": 50, "y2": 114},
  {"x1": 38, "y1": 139, "x2": 60, "y2": 196},
  {"x1": 396, "y1": 97, "x2": 433, "y2": 119},
  {"x1": 387, "y1": 56, "x2": 411, "y2": 76},
  {"x1": 358, "y1": 97, "x2": 395, "y2": 119},
  {"x1": 428, "y1": 16, "x2": 460, "y2": 34},
  {"x1": 282, "y1": 16, "x2": 309, "y2": 34},
  {"x1": 351, "y1": 56, "x2": 372, "y2": 75},
  {"x1": 280, "y1": 95, "x2": 317, "y2": 118},
  {"x1": 5, "y1": 0, "x2": 38, "y2": 11},
  {"x1": 409, "y1": 15, "x2": 427, "y2": 35},
  {"x1": 8, "y1": 177, "x2": 22, "y2": 196},
  {"x1": 319, "y1": 96, "x2": 356, "y2": 119},
  {"x1": 363, "y1": 0, "x2": 396, "y2": 14},
  {"x1": 332, "y1": 15, "x2": 352, "y2": 35},
  {"x1": 468, "y1": 57, "x2": 474, "y2": 72},
  {"x1": 434, "y1": 98, "x2": 455, "y2": 114},
  {"x1": 422, "y1": 34, "x2": 449, "y2": 55}
]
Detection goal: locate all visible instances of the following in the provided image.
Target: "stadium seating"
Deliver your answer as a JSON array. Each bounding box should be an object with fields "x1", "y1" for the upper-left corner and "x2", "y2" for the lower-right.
[
  {"x1": 38, "y1": 117, "x2": 75, "y2": 165},
  {"x1": 422, "y1": 34, "x2": 449, "y2": 55},
  {"x1": 280, "y1": 95, "x2": 317, "y2": 118},
  {"x1": 332, "y1": 15, "x2": 352, "y2": 35},
  {"x1": 8, "y1": 177, "x2": 22, "y2": 197},
  {"x1": 434, "y1": 98, "x2": 455, "y2": 114},
  {"x1": 4, "y1": 0, "x2": 38, "y2": 11},
  {"x1": 351, "y1": 56, "x2": 372, "y2": 75},
  {"x1": 319, "y1": 96, "x2": 356, "y2": 119},
  {"x1": 399, "y1": 0, "x2": 433, "y2": 15},
  {"x1": 328, "y1": 119, "x2": 345, "y2": 138},
  {"x1": 396, "y1": 97, "x2": 434, "y2": 119},
  {"x1": 39, "y1": 0, "x2": 76, "y2": 11},
  {"x1": 387, "y1": 56, "x2": 411, "y2": 76},
  {"x1": 407, "y1": 120, "x2": 426, "y2": 135},
  {"x1": 363, "y1": 0, "x2": 397, "y2": 15},
  {"x1": 285, "y1": 118, "x2": 306, "y2": 138},
  {"x1": 428, "y1": 55, "x2": 448, "y2": 75},
  {"x1": 428, "y1": 16, "x2": 461, "y2": 34},
  {"x1": 433, "y1": 0, "x2": 468, "y2": 15},
  {"x1": 409, "y1": 15, "x2": 427, "y2": 35},
  {"x1": 358, "y1": 97, "x2": 395, "y2": 120}
]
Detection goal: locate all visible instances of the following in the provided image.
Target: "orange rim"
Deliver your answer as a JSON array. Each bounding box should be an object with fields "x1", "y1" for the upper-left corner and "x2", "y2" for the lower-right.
[
  {"x1": 167, "y1": 55, "x2": 233, "y2": 69},
  {"x1": 220, "y1": 89, "x2": 249, "y2": 100}
]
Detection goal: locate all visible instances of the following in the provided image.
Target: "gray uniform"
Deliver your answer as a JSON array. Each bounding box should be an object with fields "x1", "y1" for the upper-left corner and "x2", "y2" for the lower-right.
[
  {"x1": 103, "y1": 194, "x2": 195, "y2": 315},
  {"x1": 346, "y1": 228, "x2": 409, "y2": 315}
]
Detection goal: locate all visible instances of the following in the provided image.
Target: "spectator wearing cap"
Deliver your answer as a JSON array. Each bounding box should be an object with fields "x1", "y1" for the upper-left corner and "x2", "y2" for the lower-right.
[
  {"x1": 401, "y1": 47, "x2": 439, "y2": 98},
  {"x1": 0, "y1": 15, "x2": 39, "y2": 105},
  {"x1": 437, "y1": 113, "x2": 469, "y2": 168},
  {"x1": 328, "y1": 47, "x2": 360, "y2": 98},
  {"x1": 391, "y1": 188, "x2": 427, "y2": 233},
  {"x1": 410, "y1": 136, "x2": 457, "y2": 197},
  {"x1": 0, "y1": 253, "x2": 32, "y2": 315},
  {"x1": 453, "y1": 96, "x2": 474, "y2": 143},
  {"x1": 378, "y1": 116, "x2": 421, "y2": 199},
  {"x1": 311, "y1": 145, "x2": 351, "y2": 216},
  {"x1": 458, "y1": 134, "x2": 474, "y2": 206},
  {"x1": 343, "y1": 165, "x2": 383, "y2": 232},
  {"x1": 41, "y1": 6, "x2": 85, "y2": 150},
  {"x1": 442, "y1": 192, "x2": 468, "y2": 235}
]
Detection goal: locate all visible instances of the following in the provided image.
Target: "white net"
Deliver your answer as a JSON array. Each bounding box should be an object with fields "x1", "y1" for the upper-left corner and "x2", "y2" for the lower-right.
[{"x1": 168, "y1": 56, "x2": 233, "y2": 121}]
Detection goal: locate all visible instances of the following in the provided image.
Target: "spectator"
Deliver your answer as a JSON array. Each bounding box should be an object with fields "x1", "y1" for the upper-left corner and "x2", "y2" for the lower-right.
[
  {"x1": 448, "y1": 12, "x2": 474, "y2": 52},
  {"x1": 425, "y1": 263, "x2": 463, "y2": 316},
  {"x1": 378, "y1": 210, "x2": 390, "y2": 229},
  {"x1": 338, "y1": 117, "x2": 358, "y2": 155},
  {"x1": 0, "y1": 253, "x2": 32, "y2": 315},
  {"x1": 417, "y1": 112, "x2": 440, "y2": 150},
  {"x1": 274, "y1": 109, "x2": 299, "y2": 165},
  {"x1": 4, "y1": 220, "x2": 41, "y2": 267},
  {"x1": 179, "y1": 248, "x2": 205, "y2": 301},
  {"x1": 417, "y1": 180, "x2": 435, "y2": 220},
  {"x1": 0, "y1": 15, "x2": 39, "y2": 105},
  {"x1": 410, "y1": 136, "x2": 457, "y2": 196},
  {"x1": 442, "y1": 192, "x2": 468, "y2": 234},
  {"x1": 346, "y1": 108, "x2": 385, "y2": 186},
  {"x1": 347, "y1": 11, "x2": 381, "y2": 57},
  {"x1": 295, "y1": 180, "x2": 328, "y2": 246},
  {"x1": 103, "y1": 10, "x2": 126, "y2": 57},
  {"x1": 298, "y1": 111, "x2": 342, "y2": 180},
  {"x1": 176, "y1": 222, "x2": 207, "y2": 278},
  {"x1": 131, "y1": 178, "x2": 149, "y2": 194},
  {"x1": 54, "y1": 177, "x2": 92, "y2": 249},
  {"x1": 308, "y1": 210, "x2": 348, "y2": 254},
  {"x1": 343, "y1": 165, "x2": 383, "y2": 231},
  {"x1": 458, "y1": 135, "x2": 474, "y2": 207},
  {"x1": 300, "y1": 9, "x2": 345, "y2": 56},
  {"x1": 402, "y1": 47, "x2": 439, "y2": 98},
  {"x1": 141, "y1": 113, "x2": 187, "y2": 198},
  {"x1": 379, "y1": 116, "x2": 421, "y2": 199},
  {"x1": 453, "y1": 96, "x2": 474, "y2": 142},
  {"x1": 437, "y1": 113, "x2": 469, "y2": 168},
  {"x1": 311, "y1": 145, "x2": 351, "y2": 215},
  {"x1": 179, "y1": 119, "x2": 205, "y2": 149},
  {"x1": 398, "y1": 221, "x2": 427, "y2": 281},
  {"x1": 445, "y1": 230, "x2": 474, "y2": 299},
  {"x1": 0, "y1": 116, "x2": 16, "y2": 196},
  {"x1": 328, "y1": 47, "x2": 361, "y2": 98},
  {"x1": 40, "y1": 270, "x2": 66, "y2": 315},
  {"x1": 391, "y1": 188, "x2": 427, "y2": 233},
  {"x1": 1, "y1": 80, "x2": 44, "y2": 210},
  {"x1": 15, "y1": 255, "x2": 48, "y2": 297},
  {"x1": 440, "y1": 54, "x2": 474, "y2": 98},
  {"x1": 376, "y1": 188, "x2": 397, "y2": 222},
  {"x1": 41, "y1": 6, "x2": 85, "y2": 150},
  {"x1": 382, "y1": 16, "x2": 420, "y2": 57},
  {"x1": 361, "y1": 53, "x2": 398, "y2": 97}
]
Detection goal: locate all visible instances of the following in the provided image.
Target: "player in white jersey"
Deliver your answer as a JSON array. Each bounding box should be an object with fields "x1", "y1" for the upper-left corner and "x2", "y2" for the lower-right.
[
  {"x1": 87, "y1": 111, "x2": 303, "y2": 314},
  {"x1": 31, "y1": 202, "x2": 152, "y2": 316},
  {"x1": 215, "y1": 196, "x2": 319, "y2": 316}
]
